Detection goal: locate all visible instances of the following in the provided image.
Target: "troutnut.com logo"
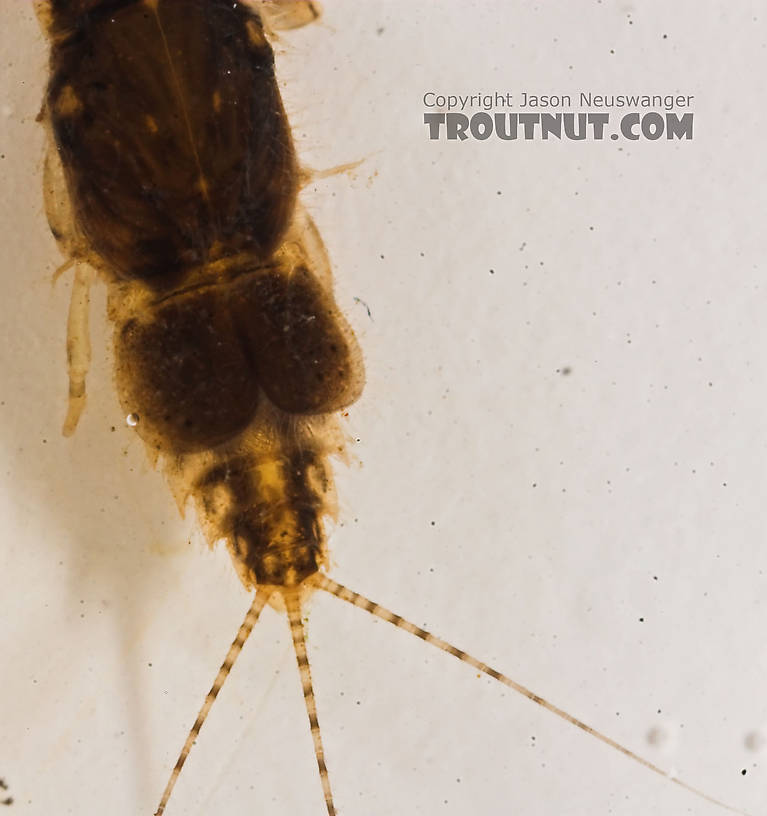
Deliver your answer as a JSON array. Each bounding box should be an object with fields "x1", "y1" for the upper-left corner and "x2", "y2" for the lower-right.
[{"x1": 423, "y1": 91, "x2": 695, "y2": 141}]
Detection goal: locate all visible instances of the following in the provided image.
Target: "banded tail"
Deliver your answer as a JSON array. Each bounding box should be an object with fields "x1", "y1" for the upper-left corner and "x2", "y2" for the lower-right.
[{"x1": 154, "y1": 575, "x2": 752, "y2": 816}]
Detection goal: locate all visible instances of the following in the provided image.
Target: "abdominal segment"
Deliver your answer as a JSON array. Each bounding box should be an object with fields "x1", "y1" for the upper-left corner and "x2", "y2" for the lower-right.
[
  {"x1": 194, "y1": 446, "x2": 333, "y2": 589},
  {"x1": 111, "y1": 251, "x2": 355, "y2": 587},
  {"x1": 114, "y1": 256, "x2": 361, "y2": 456}
]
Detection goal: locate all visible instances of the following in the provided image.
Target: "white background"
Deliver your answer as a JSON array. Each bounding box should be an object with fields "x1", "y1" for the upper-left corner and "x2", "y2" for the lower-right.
[{"x1": 2, "y1": 1, "x2": 767, "y2": 815}]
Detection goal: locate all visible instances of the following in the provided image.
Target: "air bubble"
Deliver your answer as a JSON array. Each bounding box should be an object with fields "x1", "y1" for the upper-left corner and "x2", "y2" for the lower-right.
[
  {"x1": 126, "y1": 413, "x2": 140, "y2": 427},
  {"x1": 745, "y1": 730, "x2": 765, "y2": 752},
  {"x1": 646, "y1": 722, "x2": 679, "y2": 756}
]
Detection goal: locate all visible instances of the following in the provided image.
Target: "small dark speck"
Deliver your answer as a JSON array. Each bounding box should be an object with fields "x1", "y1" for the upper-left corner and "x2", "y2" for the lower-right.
[
  {"x1": 742, "y1": 769, "x2": 747, "y2": 776},
  {"x1": 489, "y1": 268, "x2": 495, "y2": 275},
  {"x1": 639, "y1": 617, "x2": 645, "y2": 622},
  {"x1": 560, "y1": 366, "x2": 572, "y2": 376},
  {"x1": 662, "y1": 33, "x2": 668, "y2": 39},
  {"x1": 496, "y1": 190, "x2": 502, "y2": 195},
  {"x1": 148, "y1": 662, "x2": 153, "y2": 668},
  {"x1": 430, "y1": 521, "x2": 436, "y2": 526},
  {"x1": 379, "y1": 254, "x2": 384, "y2": 260},
  {"x1": 376, "y1": 26, "x2": 385, "y2": 35}
]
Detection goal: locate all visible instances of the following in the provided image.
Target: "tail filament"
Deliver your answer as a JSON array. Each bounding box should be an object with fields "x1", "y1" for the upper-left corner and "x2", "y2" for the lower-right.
[
  {"x1": 154, "y1": 588, "x2": 272, "y2": 815},
  {"x1": 314, "y1": 573, "x2": 750, "y2": 816},
  {"x1": 286, "y1": 591, "x2": 337, "y2": 816}
]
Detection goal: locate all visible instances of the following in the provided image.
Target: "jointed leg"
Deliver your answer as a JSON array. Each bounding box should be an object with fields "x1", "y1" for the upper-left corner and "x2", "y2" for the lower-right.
[
  {"x1": 62, "y1": 264, "x2": 92, "y2": 437},
  {"x1": 255, "y1": 0, "x2": 322, "y2": 33}
]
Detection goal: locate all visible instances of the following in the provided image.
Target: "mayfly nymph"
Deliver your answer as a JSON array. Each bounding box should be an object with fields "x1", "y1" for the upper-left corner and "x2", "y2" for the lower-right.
[{"x1": 33, "y1": 1, "x2": 753, "y2": 814}]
